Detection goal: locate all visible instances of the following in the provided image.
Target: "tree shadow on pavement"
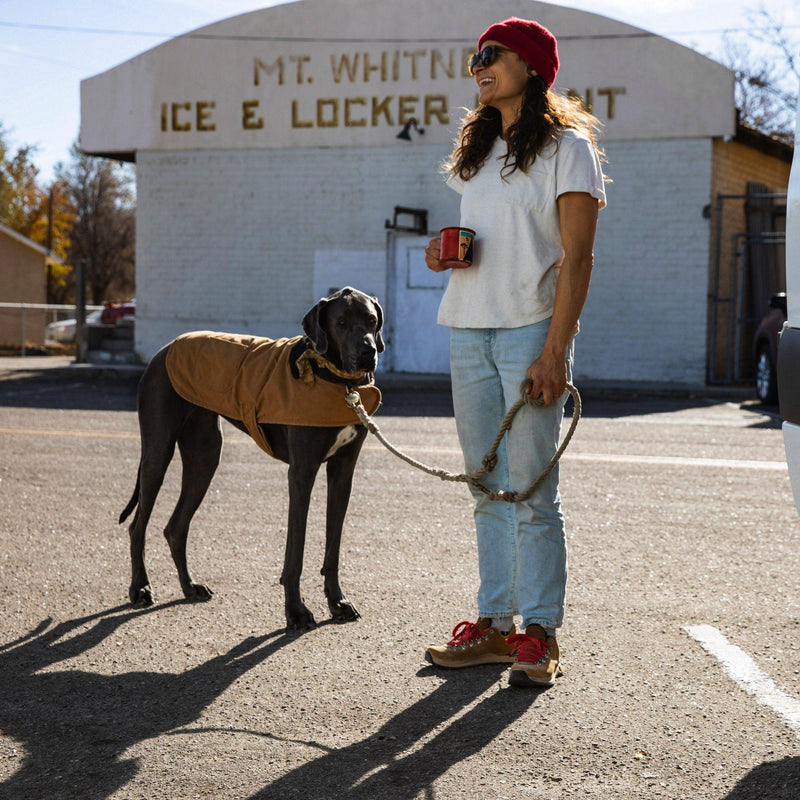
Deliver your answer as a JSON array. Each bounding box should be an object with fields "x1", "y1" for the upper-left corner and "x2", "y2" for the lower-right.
[
  {"x1": 0, "y1": 605, "x2": 290, "y2": 800},
  {"x1": 722, "y1": 756, "x2": 800, "y2": 799},
  {"x1": 246, "y1": 665, "x2": 542, "y2": 800}
]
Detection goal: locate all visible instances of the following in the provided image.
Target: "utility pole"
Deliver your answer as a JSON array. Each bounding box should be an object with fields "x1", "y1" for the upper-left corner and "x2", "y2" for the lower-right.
[{"x1": 75, "y1": 260, "x2": 86, "y2": 364}]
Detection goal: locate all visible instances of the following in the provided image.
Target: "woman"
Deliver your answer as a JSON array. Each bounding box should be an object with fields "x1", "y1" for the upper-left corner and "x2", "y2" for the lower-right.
[{"x1": 424, "y1": 17, "x2": 606, "y2": 687}]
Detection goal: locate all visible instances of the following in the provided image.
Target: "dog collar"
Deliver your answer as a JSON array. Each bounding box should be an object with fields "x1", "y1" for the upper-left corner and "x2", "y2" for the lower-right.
[{"x1": 295, "y1": 347, "x2": 369, "y2": 387}]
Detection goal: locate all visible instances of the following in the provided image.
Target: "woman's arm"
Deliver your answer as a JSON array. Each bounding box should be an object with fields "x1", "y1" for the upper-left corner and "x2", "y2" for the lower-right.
[{"x1": 526, "y1": 190, "x2": 599, "y2": 406}]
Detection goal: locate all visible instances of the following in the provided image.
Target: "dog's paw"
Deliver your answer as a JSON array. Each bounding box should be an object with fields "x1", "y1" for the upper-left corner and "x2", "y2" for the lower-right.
[
  {"x1": 329, "y1": 598, "x2": 361, "y2": 623},
  {"x1": 129, "y1": 585, "x2": 154, "y2": 607},
  {"x1": 184, "y1": 582, "x2": 213, "y2": 602},
  {"x1": 285, "y1": 605, "x2": 317, "y2": 633}
]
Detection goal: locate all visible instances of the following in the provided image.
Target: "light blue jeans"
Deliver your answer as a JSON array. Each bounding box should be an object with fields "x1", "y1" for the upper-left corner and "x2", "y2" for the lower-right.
[{"x1": 449, "y1": 321, "x2": 573, "y2": 631}]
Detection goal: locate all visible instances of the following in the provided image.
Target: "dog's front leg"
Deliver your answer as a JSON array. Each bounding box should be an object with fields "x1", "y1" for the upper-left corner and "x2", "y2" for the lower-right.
[
  {"x1": 281, "y1": 461, "x2": 319, "y2": 632},
  {"x1": 322, "y1": 450, "x2": 362, "y2": 623}
]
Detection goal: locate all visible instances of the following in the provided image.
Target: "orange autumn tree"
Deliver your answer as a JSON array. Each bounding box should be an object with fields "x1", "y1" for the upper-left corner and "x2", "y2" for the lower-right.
[{"x1": 0, "y1": 125, "x2": 46, "y2": 236}]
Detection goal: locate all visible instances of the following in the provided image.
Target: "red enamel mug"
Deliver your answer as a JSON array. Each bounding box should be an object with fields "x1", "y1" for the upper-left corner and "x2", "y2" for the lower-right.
[{"x1": 439, "y1": 227, "x2": 476, "y2": 268}]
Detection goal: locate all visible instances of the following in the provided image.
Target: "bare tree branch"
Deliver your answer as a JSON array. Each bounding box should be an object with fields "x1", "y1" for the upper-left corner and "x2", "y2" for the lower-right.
[
  {"x1": 722, "y1": 4, "x2": 798, "y2": 142},
  {"x1": 56, "y1": 146, "x2": 136, "y2": 304}
]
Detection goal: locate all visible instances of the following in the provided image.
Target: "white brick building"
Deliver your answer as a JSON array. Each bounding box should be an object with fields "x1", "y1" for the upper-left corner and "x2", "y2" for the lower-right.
[{"x1": 81, "y1": 0, "x2": 779, "y2": 386}]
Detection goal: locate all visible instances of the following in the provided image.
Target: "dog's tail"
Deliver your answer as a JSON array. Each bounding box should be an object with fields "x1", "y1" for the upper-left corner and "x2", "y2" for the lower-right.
[{"x1": 119, "y1": 469, "x2": 140, "y2": 525}]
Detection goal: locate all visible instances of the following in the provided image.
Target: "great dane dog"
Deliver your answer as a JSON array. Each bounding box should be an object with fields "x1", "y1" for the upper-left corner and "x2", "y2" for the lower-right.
[{"x1": 119, "y1": 287, "x2": 384, "y2": 631}]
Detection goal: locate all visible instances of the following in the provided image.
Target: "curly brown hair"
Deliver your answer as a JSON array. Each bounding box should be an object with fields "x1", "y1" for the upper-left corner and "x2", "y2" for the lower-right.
[{"x1": 446, "y1": 76, "x2": 604, "y2": 181}]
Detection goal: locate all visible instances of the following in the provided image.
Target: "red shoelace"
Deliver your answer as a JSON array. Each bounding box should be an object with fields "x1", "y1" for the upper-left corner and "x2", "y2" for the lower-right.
[
  {"x1": 505, "y1": 633, "x2": 548, "y2": 662},
  {"x1": 447, "y1": 620, "x2": 487, "y2": 647}
]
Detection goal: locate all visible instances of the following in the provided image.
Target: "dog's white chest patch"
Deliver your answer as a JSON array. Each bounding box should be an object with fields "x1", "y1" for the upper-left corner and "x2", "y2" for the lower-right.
[{"x1": 324, "y1": 425, "x2": 358, "y2": 460}]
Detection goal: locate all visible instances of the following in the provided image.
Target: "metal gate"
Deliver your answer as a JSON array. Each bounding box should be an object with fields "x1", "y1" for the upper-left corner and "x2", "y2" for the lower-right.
[{"x1": 708, "y1": 186, "x2": 787, "y2": 384}]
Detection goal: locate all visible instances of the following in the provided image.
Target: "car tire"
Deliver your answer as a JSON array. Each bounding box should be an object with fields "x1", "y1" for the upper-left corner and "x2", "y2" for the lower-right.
[{"x1": 755, "y1": 342, "x2": 778, "y2": 404}]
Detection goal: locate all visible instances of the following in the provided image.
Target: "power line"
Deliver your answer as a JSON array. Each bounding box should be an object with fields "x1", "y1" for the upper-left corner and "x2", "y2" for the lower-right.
[
  {"x1": 0, "y1": 20, "x2": 173, "y2": 38},
  {"x1": 0, "y1": 18, "x2": 798, "y2": 43}
]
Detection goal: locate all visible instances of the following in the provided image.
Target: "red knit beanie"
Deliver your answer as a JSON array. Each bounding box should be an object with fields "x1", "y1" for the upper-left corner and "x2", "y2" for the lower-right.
[{"x1": 478, "y1": 17, "x2": 559, "y2": 87}]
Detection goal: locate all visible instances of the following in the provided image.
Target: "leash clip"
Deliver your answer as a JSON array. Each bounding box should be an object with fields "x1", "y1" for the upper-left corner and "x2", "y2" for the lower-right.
[{"x1": 345, "y1": 390, "x2": 361, "y2": 408}]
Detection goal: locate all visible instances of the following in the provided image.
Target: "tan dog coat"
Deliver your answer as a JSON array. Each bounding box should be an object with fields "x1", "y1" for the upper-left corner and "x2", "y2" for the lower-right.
[{"x1": 165, "y1": 331, "x2": 381, "y2": 457}]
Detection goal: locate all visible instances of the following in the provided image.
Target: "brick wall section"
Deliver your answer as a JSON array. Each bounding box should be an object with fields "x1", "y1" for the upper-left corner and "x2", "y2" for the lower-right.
[
  {"x1": 136, "y1": 138, "x2": 750, "y2": 387},
  {"x1": 708, "y1": 137, "x2": 791, "y2": 383},
  {"x1": 576, "y1": 138, "x2": 713, "y2": 385},
  {"x1": 135, "y1": 146, "x2": 460, "y2": 357}
]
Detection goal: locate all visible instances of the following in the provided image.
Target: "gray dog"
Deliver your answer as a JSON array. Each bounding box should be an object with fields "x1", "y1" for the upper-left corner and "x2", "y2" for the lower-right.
[{"x1": 119, "y1": 287, "x2": 384, "y2": 631}]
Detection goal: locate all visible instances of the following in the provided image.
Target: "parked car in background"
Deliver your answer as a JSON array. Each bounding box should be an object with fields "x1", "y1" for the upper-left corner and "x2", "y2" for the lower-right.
[
  {"x1": 778, "y1": 100, "x2": 800, "y2": 515},
  {"x1": 45, "y1": 309, "x2": 103, "y2": 346},
  {"x1": 44, "y1": 300, "x2": 135, "y2": 347},
  {"x1": 100, "y1": 300, "x2": 135, "y2": 325},
  {"x1": 753, "y1": 292, "x2": 787, "y2": 404}
]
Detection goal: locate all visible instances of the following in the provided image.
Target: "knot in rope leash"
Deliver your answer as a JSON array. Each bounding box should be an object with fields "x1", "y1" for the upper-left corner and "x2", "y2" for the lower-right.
[{"x1": 346, "y1": 379, "x2": 581, "y2": 503}]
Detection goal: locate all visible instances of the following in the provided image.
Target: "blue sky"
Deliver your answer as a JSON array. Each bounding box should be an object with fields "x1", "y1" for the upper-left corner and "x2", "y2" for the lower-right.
[{"x1": 1, "y1": 0, "x2": 798, "y2": 184}]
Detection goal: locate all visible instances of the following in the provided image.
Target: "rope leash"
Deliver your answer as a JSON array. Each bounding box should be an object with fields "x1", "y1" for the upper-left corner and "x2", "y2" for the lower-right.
[{"x1": 346, "y1": 379, "x2": 581, "y2": 503}]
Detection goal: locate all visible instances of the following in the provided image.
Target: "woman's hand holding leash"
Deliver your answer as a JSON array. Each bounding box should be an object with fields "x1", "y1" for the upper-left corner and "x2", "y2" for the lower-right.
[{"x1": 525, "y1": 351, "x2": 567, "y2": 407}]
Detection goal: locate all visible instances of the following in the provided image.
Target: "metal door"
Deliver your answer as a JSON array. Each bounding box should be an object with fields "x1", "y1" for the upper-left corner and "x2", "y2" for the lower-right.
[{"x1": 387, "y1": 233, "x2": 450, "y2": 374}]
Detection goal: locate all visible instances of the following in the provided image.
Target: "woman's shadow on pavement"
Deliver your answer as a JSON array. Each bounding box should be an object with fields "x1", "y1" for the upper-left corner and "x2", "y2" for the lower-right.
[{"x1": 246, "y1": 665, "x2": 541, "y2": 800}]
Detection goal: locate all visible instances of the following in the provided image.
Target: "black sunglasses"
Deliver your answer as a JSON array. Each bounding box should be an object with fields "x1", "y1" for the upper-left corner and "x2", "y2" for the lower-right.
[{"x1": 467, "y1": 45, "x2": 511, "y2": 76}]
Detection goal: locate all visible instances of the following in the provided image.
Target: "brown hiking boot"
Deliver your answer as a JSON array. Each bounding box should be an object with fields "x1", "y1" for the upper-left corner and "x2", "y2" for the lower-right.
[
  {"x1": 425, "y1": 617, "x2": 517, "y2": 668},
  {"x1": 506, "y1": 625, "x2": 563, "y2": 687}
]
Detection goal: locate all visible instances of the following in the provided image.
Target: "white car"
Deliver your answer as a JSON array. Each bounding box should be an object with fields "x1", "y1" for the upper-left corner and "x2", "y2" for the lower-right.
[
  {"x1": 779, "y1": 102, "x2": 800, "y2": 511},
  {"x1": 45, "y1": 309, "x2": 103, "y2": 345}
]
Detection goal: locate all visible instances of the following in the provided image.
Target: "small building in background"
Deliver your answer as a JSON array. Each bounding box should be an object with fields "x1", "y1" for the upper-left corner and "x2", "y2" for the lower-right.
[{"x1": 0, "y1": 222, "x2": 59, "y2": 350}]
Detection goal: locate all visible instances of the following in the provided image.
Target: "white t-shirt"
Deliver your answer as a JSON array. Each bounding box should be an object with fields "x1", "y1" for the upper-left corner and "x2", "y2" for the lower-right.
[{"x1": 437, "y1": 127, "x2": 606, "y2": 329}]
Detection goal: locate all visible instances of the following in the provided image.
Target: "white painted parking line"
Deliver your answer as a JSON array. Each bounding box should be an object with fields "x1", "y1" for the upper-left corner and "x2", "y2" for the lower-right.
[
  {"x1": 362, "y1": 443, "x2": 787, "y2": 471},
  {"x1": 684, "y1": 624, "x2": 800, "y2": 737},
  {"x1": 566, "y1": 453, "x2": 787, "y2": 471}
]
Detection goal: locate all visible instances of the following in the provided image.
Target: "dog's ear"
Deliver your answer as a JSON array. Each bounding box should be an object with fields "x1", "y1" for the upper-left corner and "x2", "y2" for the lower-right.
[
  {"x1": 372, "y1": 296, "x2": 385, "y2": 353},
  {"x1": 302, "y1": 298, "x2": 329, "y2": 354}
]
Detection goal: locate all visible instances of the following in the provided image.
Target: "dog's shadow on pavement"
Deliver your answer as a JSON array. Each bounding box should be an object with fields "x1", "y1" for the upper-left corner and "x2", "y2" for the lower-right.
[
  {"x1": 0, "y1": 606, "x2": 541, "y2": 800},
  {"x1": 0, "y1": 604, "x2": 291, "y2": 800}
]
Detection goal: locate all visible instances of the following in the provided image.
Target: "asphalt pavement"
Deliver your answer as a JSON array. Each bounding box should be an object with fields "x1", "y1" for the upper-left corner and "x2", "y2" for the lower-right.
[{"x1": 0, "y1": 357, "x2": 798, "y2": 799}]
